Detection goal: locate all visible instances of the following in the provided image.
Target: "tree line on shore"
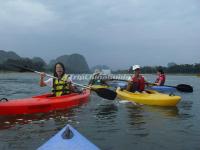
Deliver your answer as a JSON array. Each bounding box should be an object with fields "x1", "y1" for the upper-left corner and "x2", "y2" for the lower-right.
[{"x1": 114, "y1": 63, "x2": 200, "y2": 74}]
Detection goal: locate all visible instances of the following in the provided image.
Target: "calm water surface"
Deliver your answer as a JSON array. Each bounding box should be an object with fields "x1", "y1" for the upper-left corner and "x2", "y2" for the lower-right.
[{"x1": 0, "y1": 73, "x2": 199, "y2": 150}]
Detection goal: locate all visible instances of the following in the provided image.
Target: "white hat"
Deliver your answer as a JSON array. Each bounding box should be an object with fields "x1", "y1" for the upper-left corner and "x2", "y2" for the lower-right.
[{"x1": 132, "y1": 65, "x2": 140, "y2": 71}]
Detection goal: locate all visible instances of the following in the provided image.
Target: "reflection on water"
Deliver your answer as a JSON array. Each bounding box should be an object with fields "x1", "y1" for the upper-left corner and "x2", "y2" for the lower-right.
[
  {"x1": 179, "y1": 100, "x2": 193, "y2": 110},
  {"x1": 178, "y1": 100, "x2": 194, "y2": 120},
  {"x1": 126, "y1": 105, "x2": 146, "y2": 127},
  {"x1": 144, "y1": 106, "x2": 179, "y2": 118},
  {"x1": 95, "y1": 103, "x2": 118, "y2": 120},
  {"x1": 126, "y1": 106, "x2": 149, "y2": 137},
  {"x1": 0, "y1": 108, "x2": 80, "y2": 130},
  {"x1": 93, "y1": 102, "x2": 120, "y2": 134}
]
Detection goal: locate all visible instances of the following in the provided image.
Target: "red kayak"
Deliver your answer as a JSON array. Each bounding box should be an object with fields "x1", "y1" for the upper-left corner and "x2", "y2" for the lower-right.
[{"x1": 0, "y1": 90, "x2": 90, "y2": 116}]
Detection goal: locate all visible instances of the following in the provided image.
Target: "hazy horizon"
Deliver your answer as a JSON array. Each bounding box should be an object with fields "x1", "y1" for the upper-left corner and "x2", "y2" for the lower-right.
[{"x1": 0, "y1": 0, "x2": 199, "y2": 70}]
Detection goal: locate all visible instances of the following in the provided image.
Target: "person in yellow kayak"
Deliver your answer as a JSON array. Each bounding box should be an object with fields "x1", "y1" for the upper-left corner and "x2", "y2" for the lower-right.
[
  {"x1": 126, "y1": 65, "x2": 148, "y2": 92},
  {"x1": 39, "y1": 62, "x2": 74, "y2": 96},
  {"x1": 88, "y1": 69, "x2": 108, "y2": 86},
  {"x1": 154, "y1": 68, "x2": 166, "y2": 86}
]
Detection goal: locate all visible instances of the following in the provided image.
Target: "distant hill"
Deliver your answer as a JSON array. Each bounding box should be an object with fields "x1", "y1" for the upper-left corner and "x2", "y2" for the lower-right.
[
  {"x1": 49, "y1": 54, "x2": 90, "y2": 73},
  {"x1": 32, "y1": 57, "x2": 46, "y2": 64},
  {"x1": 0, "y1": 50, "x2": 21, "y2": 64},
  {"x1": 0, "y1": 50, "x2": 90, "y2": 73}
]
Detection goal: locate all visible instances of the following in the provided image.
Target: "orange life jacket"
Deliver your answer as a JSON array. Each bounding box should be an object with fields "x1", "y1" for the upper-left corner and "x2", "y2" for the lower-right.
[
  {"x1": 131, "y1": 75, "x2": 145, "y2": 92},
  {"x1": 155, "y1": 74, "x2": 165, "y2": 86}
]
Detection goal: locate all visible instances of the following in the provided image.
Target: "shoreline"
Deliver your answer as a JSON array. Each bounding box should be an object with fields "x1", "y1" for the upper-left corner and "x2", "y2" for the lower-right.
[{"x1": 0, "y1": 71, "x2": 198, "y2": 76}]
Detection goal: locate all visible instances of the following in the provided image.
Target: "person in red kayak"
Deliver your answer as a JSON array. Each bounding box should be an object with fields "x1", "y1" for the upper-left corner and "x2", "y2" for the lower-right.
[
  {"x1": 154, "y1": 68, "x2": 166, "y2": 86},
  {"x1": 126, "y1": 65, "x2": 148, "y2": 92},
  {"x1": 39, "y1": 62, "x2": 74, "y2": 96}
]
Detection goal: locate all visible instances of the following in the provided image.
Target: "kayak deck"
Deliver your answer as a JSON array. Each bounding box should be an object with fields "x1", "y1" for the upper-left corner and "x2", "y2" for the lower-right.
[
  {"x1": 0, "y1": 90, "x2": 90, "y2": 115},
  {"x1": 116, "y1": 88, "x2": 181, "y2": 106},
  {"x1": 147, "y1": 86, "x2": 176, "y2": 93},
  {"x1": 91, "y1": 85, "x2": 109, "y2": 90},
  {"x1": 37, "y1": 124, "x2": 100, "y2": 150}
]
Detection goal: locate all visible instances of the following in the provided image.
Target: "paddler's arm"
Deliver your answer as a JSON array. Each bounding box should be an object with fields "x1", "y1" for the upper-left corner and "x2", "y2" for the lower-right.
[
  {"x1": 145, "y1": 81, "x2": 151, "y2": 87},
  {"x1": 143, "y1": 76, "x2": 153, "y2": 87},
  {"x1": 126, "y1": 76, "x2": 132, "y2": 91},
  {"x1": 88, "y1": 79, "x2": 94, "y2": 85},
  {"x1": 154, "y1": 82, "x2": 160, "y2": 86},
  {"x1": 154, "y1": 78, "x2": 163, "y2": 86},
  {"x1": 39, "y1": 72, "x2": 47, "y2": 87},
  {"x1": 69, "y1": 82, "x2": 75, "y2": 91},
  {"x1": 67, "y1": 76, "x2": 75, "y2": 92},
  {"x1": 88, "y1": 74, "x2": 98, "y2": 85},
  {"x1": 126, "y1": 81, "x2": 133, "y2": 91}
]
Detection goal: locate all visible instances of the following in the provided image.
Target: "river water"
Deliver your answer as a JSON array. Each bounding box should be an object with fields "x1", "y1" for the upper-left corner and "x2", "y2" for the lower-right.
[{"x1": 0, "y1": 73, "x2": 199, "y2": 150}]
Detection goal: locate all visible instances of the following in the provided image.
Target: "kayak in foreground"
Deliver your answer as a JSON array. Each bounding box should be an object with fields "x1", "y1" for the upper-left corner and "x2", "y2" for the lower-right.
[
  {"x1": 0, "y1": 90, "x2": 90, "y2": 116},
  {"x1": 147, "y1": 86, "x2": 176, "y2": 93},
  {"x1": 37, "y1": 124, "x2": 100, "y2": 150},
  {"x1": 116, "y1": 88, "x2": 181, "y2": 106}
]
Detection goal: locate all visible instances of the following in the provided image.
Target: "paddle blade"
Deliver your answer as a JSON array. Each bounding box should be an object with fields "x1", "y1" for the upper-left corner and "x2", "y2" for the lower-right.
[
  {"x1": 93, "y1": 88, "x2": 117, "y2": 100},
  {"x1": 9, "y1": 64, "x2": 35, "y2": 72},
  {"x1": 176, "y1": 84, "x2": 193, "y2": 93}
]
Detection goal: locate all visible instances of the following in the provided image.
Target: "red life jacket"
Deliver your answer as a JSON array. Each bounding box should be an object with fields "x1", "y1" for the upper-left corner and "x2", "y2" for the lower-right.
[
  {"x1": 155, "y1": 74, "x2": 165, "y2": 86},
  {"x1": 131, "y1": 75, "x2": 145, "y2": 92}
]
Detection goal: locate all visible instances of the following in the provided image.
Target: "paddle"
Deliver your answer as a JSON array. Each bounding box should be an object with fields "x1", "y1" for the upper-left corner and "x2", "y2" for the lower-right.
[
  {"x1": 136, "y1": 81, "x2": 193, "y2": 93},
  {"x1": 10, "y1": 64, "x2": 117, "y2": 100},
  {"x1": 164, "y1": 84, "x2": 193, "y2": 93},
  {"x1": 107, "y1": 79, "x2": 193, "y2": 93}
]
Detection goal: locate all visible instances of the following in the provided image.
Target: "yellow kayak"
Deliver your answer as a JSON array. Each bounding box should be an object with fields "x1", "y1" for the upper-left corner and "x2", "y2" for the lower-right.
[
  {"x1": 116, "y1": 88, "x2": 181, "y2": 106},
  {"x1": 91, "y1": 85, "x2": 109, "y2": 90}
]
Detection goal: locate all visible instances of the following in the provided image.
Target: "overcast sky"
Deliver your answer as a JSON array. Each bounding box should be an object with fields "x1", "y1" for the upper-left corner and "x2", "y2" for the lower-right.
[{"x1": 0, "y1": 0, "x2": 199, "y2": 69}]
